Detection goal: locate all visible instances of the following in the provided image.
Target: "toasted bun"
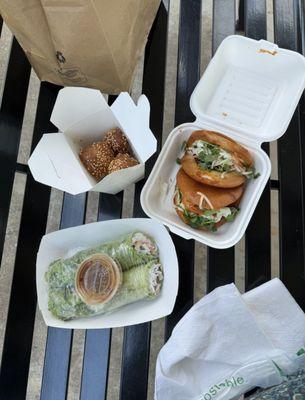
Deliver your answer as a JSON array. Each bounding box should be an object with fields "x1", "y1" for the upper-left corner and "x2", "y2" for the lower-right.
[
  {"x1": 176, "y1": 168, "x2": 244, "y2": 211},
  {"x1": 76, "y1": 253, "x2": 122, "y2": 305},
  {"x1": 174, "y1": 169, "x2": 243, "y2": 231},
  {"x1": 181, "y1": 130, "x2": 253, "y2": 188}
]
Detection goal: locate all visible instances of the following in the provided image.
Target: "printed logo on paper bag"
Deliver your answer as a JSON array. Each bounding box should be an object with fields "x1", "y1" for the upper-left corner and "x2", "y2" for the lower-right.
[
  {"x1": 56, "y1": 51, "x2": 66, "y2": 64},
  {"x1": 55, "y1": 51, "x2": 87, "y2": 84},
  {"x1": 200, "y1": 376, "x2": 245, "y2": 400}
]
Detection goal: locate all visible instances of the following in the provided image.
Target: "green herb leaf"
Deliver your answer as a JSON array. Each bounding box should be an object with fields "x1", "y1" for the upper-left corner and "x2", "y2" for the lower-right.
[
  {"x1": 176, "y1": 158, "x2": 181, "y2": 165},
  {"x1": 297, "y1": 348, "x2": 305, "y2": 356},
  {"x1": 244, "y1": 166, "x2": 261, "y2": 180},
  {"x1": 225, "y1": 207, "x2": 239, "y2": 222}
]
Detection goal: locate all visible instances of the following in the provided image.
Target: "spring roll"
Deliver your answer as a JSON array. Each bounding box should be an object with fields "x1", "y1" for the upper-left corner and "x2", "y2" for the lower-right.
[
  {"x1": 48, "y1": 232, "x2": 159, "y2": 274},
  {"x1": 91, "y1": 261, "x2": 163, "y2": 315},
  {"x1": 47, "y1": 260, "x2": 163, "y2": 321}
]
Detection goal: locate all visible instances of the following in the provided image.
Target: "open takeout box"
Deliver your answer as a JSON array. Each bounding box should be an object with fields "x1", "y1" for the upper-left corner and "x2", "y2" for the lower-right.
[
  {"x1": 28, "y1": 88, "x2": 157, "y2": 195},
  {"x1": 36, "y1": 218, "x2": 178, "y2": 329},
  {"x1": 141, "y1": 35, "x2": 305, "y2": 249}
]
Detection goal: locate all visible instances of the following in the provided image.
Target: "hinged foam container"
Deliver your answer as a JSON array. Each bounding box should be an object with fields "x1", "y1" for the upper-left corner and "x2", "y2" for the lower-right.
[
  {"x1": 141, "y1": 35, "x2": 305, "y2": 249},
  {"x1": 28, "y1": 88, "x2": 157, "y2": 195},
  {"x1": 37, "y1": 218, "x2": 179, "y2": 329}
]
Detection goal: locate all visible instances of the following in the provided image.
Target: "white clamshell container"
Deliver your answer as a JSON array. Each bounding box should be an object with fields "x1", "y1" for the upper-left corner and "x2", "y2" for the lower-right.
[
  {"x1": 37, "y1": 218, "x2": 178, "y2": 329},
  {"x1": 141, "y1": 35, "x2": 305, "y2": 249}
]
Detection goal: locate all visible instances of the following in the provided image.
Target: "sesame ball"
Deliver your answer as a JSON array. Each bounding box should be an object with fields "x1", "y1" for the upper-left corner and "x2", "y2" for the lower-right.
[
  {"x1": 108, "y1": 153, "x2": 139, "y2": 174},
  {"x1": 79, "y1": 140, "x2": 114, "y2": 181},
  {"x1": 105, "y1": 128, "x2": 131, "y2": 154}
]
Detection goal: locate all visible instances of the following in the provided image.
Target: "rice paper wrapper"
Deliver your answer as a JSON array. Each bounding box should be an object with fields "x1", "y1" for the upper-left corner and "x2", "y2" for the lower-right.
[
  {"x1": 46, "y1": 253, "x2": 163, "y2": 320},
  {"x1": 36, "y1": 218, "x2": 178, "y2": 329}
]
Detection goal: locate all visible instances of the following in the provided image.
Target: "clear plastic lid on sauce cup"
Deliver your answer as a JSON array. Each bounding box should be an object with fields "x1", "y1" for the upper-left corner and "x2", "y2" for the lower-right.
[{"x1": 141, "y1": 35, "x2": 305, "y2": 249}]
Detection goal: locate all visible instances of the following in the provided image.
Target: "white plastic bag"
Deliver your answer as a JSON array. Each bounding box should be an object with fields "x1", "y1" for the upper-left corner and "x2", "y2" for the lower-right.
[{"x1": 155, "y1": 280, "x2": 305, "y2": 400}]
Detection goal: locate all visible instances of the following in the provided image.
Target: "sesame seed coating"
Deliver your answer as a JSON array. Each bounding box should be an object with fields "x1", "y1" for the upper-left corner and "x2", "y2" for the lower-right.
[
  {"x1": 108, "y1": 153, "x2": 139, "y2": 174},
  {"x1": 105, "y1": 128, "x2": 131, "y2": 154},
  {"x1": 79, "y1": 140, "x2": 114, "y2": 181}
]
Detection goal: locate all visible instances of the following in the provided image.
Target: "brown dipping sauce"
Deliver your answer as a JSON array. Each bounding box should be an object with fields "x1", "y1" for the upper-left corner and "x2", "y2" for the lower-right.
[{"x1": 76, "y1": 254, "x2": 122, "y2": 305}]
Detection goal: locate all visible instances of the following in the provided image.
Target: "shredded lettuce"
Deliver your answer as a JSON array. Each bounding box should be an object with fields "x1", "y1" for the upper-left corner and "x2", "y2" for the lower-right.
[
  {"x1": 187, "y1": 140, "x2": 259, "y2": 179},
  {"x1": 174, "y1": 189, "x2": 239, "y2": 232}
]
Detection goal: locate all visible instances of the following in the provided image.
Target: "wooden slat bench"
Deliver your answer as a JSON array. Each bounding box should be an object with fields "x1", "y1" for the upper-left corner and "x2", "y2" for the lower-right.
[{"x1": 0, "y1": 1, "x2": 305, "y2": 399}]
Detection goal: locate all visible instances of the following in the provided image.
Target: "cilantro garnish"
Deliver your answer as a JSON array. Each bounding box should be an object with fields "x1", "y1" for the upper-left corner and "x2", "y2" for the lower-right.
[
  {"x1": 190, "y1": 140, "x2": 260, "y2": 180},
  {"x1": 181, "y1": 206, "x2": 239, "y2": 231}
]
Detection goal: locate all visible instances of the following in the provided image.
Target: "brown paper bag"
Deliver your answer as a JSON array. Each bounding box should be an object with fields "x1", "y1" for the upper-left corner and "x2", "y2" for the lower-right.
[{"x1": 0, "y1": 0, "x2": 160, "y2": 94}]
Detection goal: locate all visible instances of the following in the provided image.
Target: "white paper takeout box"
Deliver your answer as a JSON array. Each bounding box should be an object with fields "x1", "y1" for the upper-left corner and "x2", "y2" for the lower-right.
[
  {"x1": 141, "y1": 35, "x2": 305, "y2": 249},
  {"x1": 28, "y1": 88, "x2": 157, "y2": 195},
  {"x1": 36, "y1": 218, "x2": 179, "y2": 329}
]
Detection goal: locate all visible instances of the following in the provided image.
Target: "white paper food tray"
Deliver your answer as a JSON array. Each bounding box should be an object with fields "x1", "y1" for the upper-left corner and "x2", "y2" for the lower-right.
[
  {"x1": 141, "y1": 35, "x2": 305, "y2": 249},
  {"x1": 36, "y1": 218, "x2": 178, "y2": 329},
  {"x1": 28, "y1": 88, "x2": 157, "y2": 195}
]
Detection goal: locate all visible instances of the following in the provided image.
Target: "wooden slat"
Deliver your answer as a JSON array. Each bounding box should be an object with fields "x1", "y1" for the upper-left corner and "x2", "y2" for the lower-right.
[
  {"x1": 245, "y1": 0, "x2": 267, "y2": 38},
  {"x1": 237, "y1": 0, "x2": 245, "y2": 31},
  {"x1": 244, "y1": 0, "x2": 271, "y2": 291},
  {"x1": 0, "y1": 82, "x2": 58, "y2": 399},
  {"x1": 213, "y1": 0, "x2": 236, "y2": 53},
  {"x1": 80, "y1": 329, "x2": 111, "y2": 400},
  {"x1": 119, "y1": 3, "x2": 169, "y2": 399},
  {"x1": 274, "y1": 0, "x2": 305, "y2": 309},
  {"x1": 300, "y1": 0, "x2": 305, "y2": 54},
  {"x1": 165, "y1": 0, "x2": 201, "y2": 338},
  {"x1": 207, "y1": 0, "x2": 236, "y2": 293},
  {"x1": 0, "y1": 38, "x2": 31, "y2": 265},
  {"x1": 40, "y1": 193, "x2": 87, "y2": 400},
  {"x1": 299, "y1": 1, "x2": 305, "y2": 249},
  {"x1": 80, "y1": 191, "x2": 123, "y2": 400}
]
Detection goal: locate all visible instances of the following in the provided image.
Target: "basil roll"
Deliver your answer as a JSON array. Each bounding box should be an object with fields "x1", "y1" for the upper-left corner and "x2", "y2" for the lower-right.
[
  {"x1": 48, "y1": 232, "x2": 159, "y2": 273},
  {"x1": 45, "y1": 232, "x2": 163, "y2": 321}
]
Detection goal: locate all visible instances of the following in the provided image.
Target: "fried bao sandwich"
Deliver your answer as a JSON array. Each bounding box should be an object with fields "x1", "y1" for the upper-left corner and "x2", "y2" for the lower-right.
[
  {"x1": 174, "y1": 129, "x2": 259, "y2": 232},
  {"x1": 174, "y1": 169, "x2": 243, "y2": 232},
  {"x1": 181, "y1": 130, "x2": 259, "y2": 188}
]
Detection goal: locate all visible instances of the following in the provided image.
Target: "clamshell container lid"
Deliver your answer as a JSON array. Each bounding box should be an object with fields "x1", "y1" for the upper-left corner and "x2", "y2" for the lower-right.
[{"x1": 190, "y1": 35, "x2": 305, "y2": 144}]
